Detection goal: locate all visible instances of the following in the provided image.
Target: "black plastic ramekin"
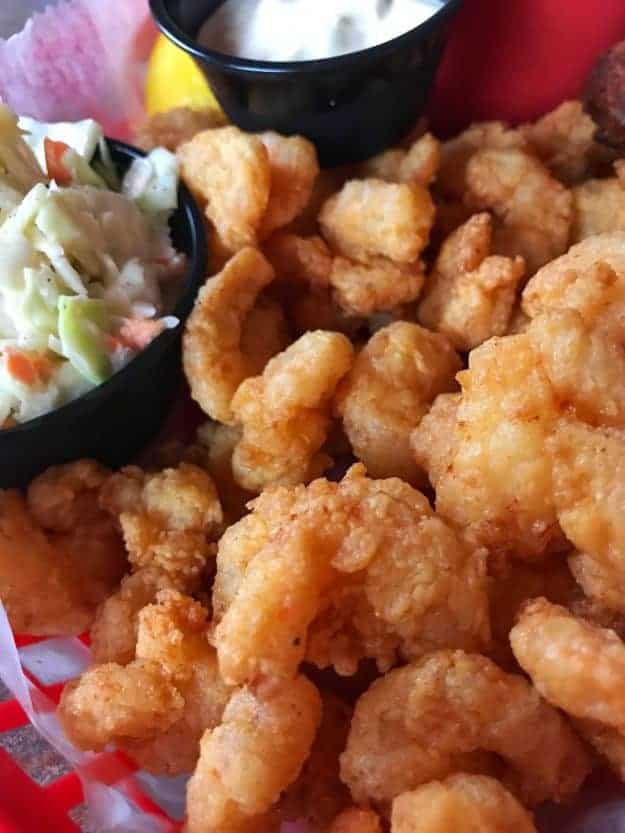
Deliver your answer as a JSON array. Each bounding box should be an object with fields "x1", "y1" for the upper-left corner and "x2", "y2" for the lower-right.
[
  {"x1": 0, "y1": 139, "x2": 207, "y2": 488},
  {"x1": 150, "y1": 0, "x2": 463, "y2": 166}
]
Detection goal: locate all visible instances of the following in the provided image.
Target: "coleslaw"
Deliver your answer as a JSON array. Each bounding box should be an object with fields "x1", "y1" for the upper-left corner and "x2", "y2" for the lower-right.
[{"x1": 0, "y1": 104, "x2": 184, "y2": 426}]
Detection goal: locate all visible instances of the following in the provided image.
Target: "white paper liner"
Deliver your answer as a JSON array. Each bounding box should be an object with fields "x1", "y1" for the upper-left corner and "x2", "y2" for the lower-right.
[{"x1": 0, "y1": 602, "x2": 175, "y2": 833}]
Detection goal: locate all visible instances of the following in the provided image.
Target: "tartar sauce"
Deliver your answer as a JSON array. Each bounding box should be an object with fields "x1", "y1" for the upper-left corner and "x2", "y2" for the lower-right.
[{"x1": 197, "y1": 0, "x2": 445, "y2": 63}]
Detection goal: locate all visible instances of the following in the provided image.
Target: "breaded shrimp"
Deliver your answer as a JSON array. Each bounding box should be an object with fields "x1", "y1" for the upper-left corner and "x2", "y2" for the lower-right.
[
  {"x1": 329, "y1": 256, "x2": 426, "y2": 316},
  {"x1": 230, "y1": 331, "x2": 354, "y2": 491},
  {"x1": 547, "y1": 418, "x2": 625, "y2": 612},
  {"x1": 520, "y1": 100, "x2": 601, "y2": 185},
  {"x1": 263, "y1": 233, "x2": 332, "y2": 290},
  {"x1": 259, "y1": 132, "x2": 320, "y2": 238},
  {"x1": 319, "y1": 179, "x2": 435, "y2": 264},
  {"x1": 212, "y1": 465, "x2": 490, "y2": 682},
  {"x1": 361, "y1": 133, "x2": 441, "y2": 188},
  {"x1": 183, "y1": 247, "x2": 278, "y2": 423},
  {"x1": 335, "y1": 322, "x2": 461, "y2": 483},
  {"x1": 417, "y1": 213, "x2": 525, "y2": 350},
  {"x1": 571, "y1": 162, "x2": 625, "y2": 242},
  {"x1": 185, "y1": 675, "x2": 321, "y2": 833},
  {"x1": 340, "y1": 651, "x2": 590, "y2": 807},
  {"x1": 412, "y1": 334, "x2": 566, "y2": 562},
  {"x1": 391, "y1": 774, "x2": 538, "y2": 833},
  {"x1": 177, "y1": 127, "x2": 271, "y2": 251},
  {"x1": 511, "y1": 598, "x2": 625, "y2": 780},
  {"x1": 133, "y1": 106, "x2": 226, "y2": 152},
  {"x1": 464, "y1": 148, "x2": 572, "y2": 274},
  {"x1": 329, "y1": 808, "x2": 382, "y2": 833}
]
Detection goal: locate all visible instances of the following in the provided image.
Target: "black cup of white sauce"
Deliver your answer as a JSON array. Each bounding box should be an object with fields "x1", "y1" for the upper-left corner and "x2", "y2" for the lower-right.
[{"x1": 150, "y1": 0, "x2": 463, "y2": 166}]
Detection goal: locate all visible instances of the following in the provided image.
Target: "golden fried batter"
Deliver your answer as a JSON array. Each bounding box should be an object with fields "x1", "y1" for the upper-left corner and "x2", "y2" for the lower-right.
[
  {"x1": 183, "y1": 248, "x2": 278, "y2": 422},
  {"x1": 418, "y1": 213, "x2": 525, "y2": 350},
  {"x1": 259, "y1": 132, "x2": 320, "y2": 238},
  {"x1": 212, "y1": 466, "x2": 490, "y2": 682},
  {"x1": 329, "y1": 256, "x2": 425, "y2": 316},
  {"x1": 230, "y1": 331, "x2": 354, "y2": 491},
  {"x1": 340, "y1": 650, "x2": 590, "y2": 807},
  {"x1": 335, "y1": 322, "x2": 461, "y2": 483},
  {"x1": 329, "y1": 808, "x2": 382, "y2": 833},
  {"x1": 571, "y1": 162, "x2": 625, "y2": 242},
  {"x1": 185, "y1": 675, "x2": 321, "y2": 833},
  {"x1": 361, "y1": 133, "x2": 441, "y2": 188},
  {"x1": 177, "y1": 127, "x2": 271, "y2": 251},
  {"x1": 319, "y1": 179, "x2": 435, "y2": 264},
  {"x1": 413, "y1": 334, "x2": 566, "y2": 562},
  {"x1": 391, "y1": 774, "x2": 538, "y2": 833},
  {"x1": 464, "y1": 148, "x2": 572, "y2": 274},
  {"x1": 134, "y1": 106, "x2": 226, "y2": 152}
]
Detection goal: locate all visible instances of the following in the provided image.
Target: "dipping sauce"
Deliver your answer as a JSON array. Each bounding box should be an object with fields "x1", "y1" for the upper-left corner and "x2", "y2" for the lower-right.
[{"x1": 197, "y1": 0, "x2": 445, "y2": 62}]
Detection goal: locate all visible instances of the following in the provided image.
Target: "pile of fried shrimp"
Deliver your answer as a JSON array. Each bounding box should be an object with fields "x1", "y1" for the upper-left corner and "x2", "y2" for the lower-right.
[{"x1": 5, "y1": 99, "x2": 625, "y2": 833}]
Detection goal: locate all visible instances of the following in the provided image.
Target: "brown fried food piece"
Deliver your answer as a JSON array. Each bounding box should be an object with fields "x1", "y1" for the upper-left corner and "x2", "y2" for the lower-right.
[
  {"x1": 90, "y1": 566, "x2": 183, "y2": 665},
  {"x1": 522, "y1": 232, "x2": 625, "y2": 324},
  {"x1": 177, "y1": 127, "x2": 271, "y2": 251},
  {"x1": 391, "y1": 774, "x2": 538, "y2": 833},
  {"x1": 280, "y1": 693, "x2": 352, "y2": 833},
  {"x1": 329, "y1": 808, "x2": 382, "y2": 833},
  {"x1": 196, "y1": 422, "x2": 254, "y2": 524},
  {"x1": 571, "y1": 161, "x2": 625, "y2": 242},
  {"x1": 520, "y1": 100, "x2": 601, "y2": 185},
  {"x1": 335, "y1": 322, "x2": 461, "y2": 483},
  {"x1": 418, "y1": 213, "x2": 525, "y2": 350},
  {"x1": 185, "y1": 675, "x2": 321, "y2": 833},
  {"x1": 340, "y1": 650, "x2": 590, "y2": 807},
  {"x1": 230, "y1": 331, "x2": 354, "y2": 491},
  {"x1": 360, "y1": 133, "x2": 441, "y2": 188},
  {"x1": 412, "y1": 333, "x2": 566, "y2": 562},
  {"x1": 212, "y1": 465, "x2": 490, "y2": 682},
  {"x1": 584, "y1": 39, "x2": 625, "y2": 154},
  {"x1": 329, "y1": 256, "x2": 425, "y2": 317},
  {"x1": 27, "y1": 459, "x2": 110, "y2": 531},
  {"x1": 464, "y1": 148, "x2": 572, "y2": 274},
  {"x1": 133, "y1": 106, "x2": 226, "y2": 152},
  {"x1": 259, "y1": 132, "x2": 320, "y2": 238},
  {"x1": 547, "y1": 418, "x2": 625, "y2": 613},
  {"x1": 511, "y1": 598, "x2": 625, "y2": 781},
  {"x1": 183, "y1": 248, "x2": 277, "y2": 422},
  {"x1": 104, "y1": 462, "x2": 223, "y2": 581},
  {"x1": 319, "y1": 179, "x2": 435, "y2": 264},
  {"x1": 58, "y1": 660, "x2": 183, "y2": 751},
  {"x1": 437, "y1": 122, "x2": 527, "y2": 201},
  {"x1": 263, "y1": 233, "x2": 332, "y2": 290}
]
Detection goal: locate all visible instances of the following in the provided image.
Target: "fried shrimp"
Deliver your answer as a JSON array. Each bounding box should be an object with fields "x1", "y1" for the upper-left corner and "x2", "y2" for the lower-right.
[
  {"x1": 520, "y1": 100, "x2": 600, "y2": 185},
  {"x1": 546, "y1": 418, "x2": 625, "y2": 612},
  {"x1": 412, "y1": 334, "x2": 566, "y2": 562},
  {"x1": 61, "y1": 592, "x2": 233, "y2": 775},
  {"x1": 106, "y1": 462, "x2": 223, "y2": 580},
  {"x1": 229, "y1": 331, "x2": 354, "y2": 491},
  {"x1": 183, "y1": 247, "x2": 278, "y2": 422},
  {"x1": 319, "y1": 179, "x2": 435, "y2": 264},
  {"x1": 340, "y1": 650, "x2": 590, "y2": 807},
  {"x1": 361, "y1": 133, "x2": 441, "y2": 188},
  {"x1": 522, "y1": 232, "x2": 625, "y2": 324},
  {"x1": 464, "y1": 148, "x2": 572, "y2": 274},
  {"x1": 177, "y1": 127, "x2": 271, "y2": 251},
  {"x1": 329, "y1": 256, "x2": 426, "y2": 316},
  {"x1": 391, "y1": 774, "x2": 538, "y2": 833},
  {"x1": 329, "y1": 808, "x2": 382, "y2": 833},
  {"x1": 335, "y1": 322, "x2": 461, "y2": 483},
  {"x1": 511, "y1": 598, "x2": 625, "y2": 780},
  {"x1": 259, "y1": 132, "x2": 320, "y2": 238},
  {"x1": 185, "y1": 675, "x2": 321, "y2": 833},
  {"x1": 571, "y1": 162, "x2": 625, "y2": 242},
  {"x1": 417, "y1": 213, "x2": 525, "y2": 350},
  {"x1": 263, "y1": 233, "x2": 332, "y2": 290},
  {"x1": 134, "y1": 106, "x2": 226, "y2": 152},
  {"x1": 212, "y1": 465, "x2": 490, "y2": 683}
]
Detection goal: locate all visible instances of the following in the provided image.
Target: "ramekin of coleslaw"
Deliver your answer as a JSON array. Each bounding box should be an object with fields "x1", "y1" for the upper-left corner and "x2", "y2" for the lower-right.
[{"x1": 0, "y1": 104, "x2": 207, "y2": 486}]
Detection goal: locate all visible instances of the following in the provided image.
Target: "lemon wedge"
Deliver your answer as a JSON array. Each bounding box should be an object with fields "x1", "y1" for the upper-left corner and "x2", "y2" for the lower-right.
[{"x1": 145, "y1": 34, "x2": 222, "y2": 116}]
